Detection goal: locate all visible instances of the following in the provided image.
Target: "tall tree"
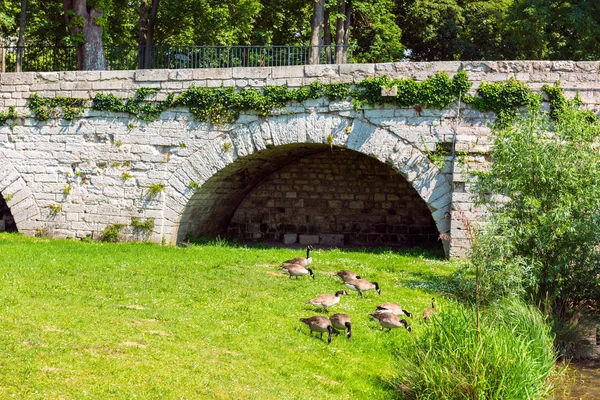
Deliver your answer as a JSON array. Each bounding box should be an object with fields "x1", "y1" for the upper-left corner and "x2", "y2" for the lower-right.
[
  {"x1": 16, "y1": 0, "x2": 26, "y2": 72},
  {"x1": 310, "y1": 0, "x2": 325, "y2": 64},
  {"x1": 138, "y1": 0, "x2": 159, "y2": 69},
  {"x1": 62, "y1": 0, "x2": 105, "y2": 70}
]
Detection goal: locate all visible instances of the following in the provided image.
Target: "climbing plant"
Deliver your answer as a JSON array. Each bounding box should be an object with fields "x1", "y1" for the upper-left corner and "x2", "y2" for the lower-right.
[{"x1": 0, "y1": 72, "x2": 575, "y2": 128}]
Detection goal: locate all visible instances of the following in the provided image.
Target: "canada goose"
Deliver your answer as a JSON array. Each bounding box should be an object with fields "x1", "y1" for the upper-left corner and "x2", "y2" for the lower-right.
[
  {"x1": 336, "y1": 270, "x2": 361, "y2": 282},
  {"x1": 281, "y1": 264, "x2": 315, "y2": 279},
  {"x1": 330, "y1": 313, "x2": 352, "y2": 340},
  {"x1": 376, "y1": 302, "x2": 413, "y2": 318},
  {"x1": 300, "y1": 316, "x2": 333, "y2": 344},
  {"x1": 308, "y1": 290, "x2": 348, "y2": 313},
  {"x1": 344, "y1": 279, "x2": 381, "y2": 297},
  {"x1": 283, "y1": 245, "x2": 314, "y2": 267},
  {"x1": 370, "y1": 313, "x2": 412, "y2": 332},
  {"x1": 423, "y1": 298, "x2": 437, "y2": 321}
]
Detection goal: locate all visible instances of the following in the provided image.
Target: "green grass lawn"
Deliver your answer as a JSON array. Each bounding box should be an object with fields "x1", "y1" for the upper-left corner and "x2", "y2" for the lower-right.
[{"x1": 0, "y1": 233, "x2": 456, "y2": 399}]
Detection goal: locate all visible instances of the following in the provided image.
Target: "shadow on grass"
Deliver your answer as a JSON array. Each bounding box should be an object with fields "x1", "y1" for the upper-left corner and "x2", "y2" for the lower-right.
[
  {"x1": 401, "y1": 270, "x2": 453, "y2": 294},
  {"x1": 186, "y1": 235, "x2": 446, "y2": 259}
]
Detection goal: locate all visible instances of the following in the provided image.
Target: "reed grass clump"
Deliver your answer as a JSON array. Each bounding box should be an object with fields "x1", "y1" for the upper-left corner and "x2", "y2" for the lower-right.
[{"x1": 396, "y1": 299, "x2": 556, "y2": 399}]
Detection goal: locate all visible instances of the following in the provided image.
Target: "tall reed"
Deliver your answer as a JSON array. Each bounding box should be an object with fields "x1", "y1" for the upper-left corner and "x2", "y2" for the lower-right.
[{"x1": 395, "y1": 299, "x2": 556, "y2": 399}]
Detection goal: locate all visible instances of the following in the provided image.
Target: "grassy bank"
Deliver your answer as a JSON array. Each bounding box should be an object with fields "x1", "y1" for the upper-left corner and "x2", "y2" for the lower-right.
[{"x1": 0, "y1": 233, "x2": 452, "y2": 399}]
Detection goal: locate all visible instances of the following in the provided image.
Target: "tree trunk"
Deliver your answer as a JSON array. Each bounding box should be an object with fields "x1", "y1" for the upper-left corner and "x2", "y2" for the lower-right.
[
  {"x1": 310, "y1": 0, "x2": 325, "y2": 64},
  {"x1": 63, "y1": 0, "x2": 106, "y2": 70},
  {"x1": 145, "y1": 0, "x2": 160, "y2": 69},
  {"x1": 138, "y1": 0, "x2": 148, "y2": 69},
  {"x1": 323, "y1": 8, "x2": 332, "y2": 64},
  {"x1": 138, "y1": 0, "x2": 160, "y2": 69},
  {"x1": 16, "y1": 0, "x2": 27, "y2": 72},
  {"x1": 335, "y1": 0, "x2": 346, "y2": 63},
  {"x1": 342, "y1": 0, "x2": 352, "y2": 63}
]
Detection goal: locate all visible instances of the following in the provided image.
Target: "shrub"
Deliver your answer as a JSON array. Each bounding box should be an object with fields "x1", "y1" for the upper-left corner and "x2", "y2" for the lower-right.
[
  {"x1": 395, "y1": 299, "x2": 556, "y2": 399},
  {"x1": 100, "y1": 223, "x2": 125, "y2": 242},
  {"x1": 472, "y1": 105, "x2": 600, "y2": 313}
]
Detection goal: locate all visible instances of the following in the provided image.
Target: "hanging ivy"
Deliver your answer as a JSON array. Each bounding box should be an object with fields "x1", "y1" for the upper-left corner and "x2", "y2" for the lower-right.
[{"x1": 6, "y1": 71, "x2": 575, "y2": 128}]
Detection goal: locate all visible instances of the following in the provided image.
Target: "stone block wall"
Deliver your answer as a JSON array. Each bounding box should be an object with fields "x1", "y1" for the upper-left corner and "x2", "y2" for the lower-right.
[
  {"x1": 228, "y1": 149, "x2": 439, "y2": 247},
  {"x1": 1, "y1": 61, "x2": 599, "y2": 257}
]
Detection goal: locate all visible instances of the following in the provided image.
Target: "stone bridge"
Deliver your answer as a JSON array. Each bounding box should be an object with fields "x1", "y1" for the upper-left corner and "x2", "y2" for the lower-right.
[{"x1": 0, "y1": 61, "x2": 598, "y2": 257}]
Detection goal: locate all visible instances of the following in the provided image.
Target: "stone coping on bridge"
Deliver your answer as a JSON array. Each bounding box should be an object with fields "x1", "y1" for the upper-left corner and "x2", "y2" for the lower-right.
[{"x1": 1, "y1": 61, "x2": 600, "y2": 109}]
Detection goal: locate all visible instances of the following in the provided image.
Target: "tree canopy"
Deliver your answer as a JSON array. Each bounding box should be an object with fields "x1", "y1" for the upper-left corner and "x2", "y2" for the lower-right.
[{"x1": 1, "y1": 0, "x2": 600, "y2": 63}]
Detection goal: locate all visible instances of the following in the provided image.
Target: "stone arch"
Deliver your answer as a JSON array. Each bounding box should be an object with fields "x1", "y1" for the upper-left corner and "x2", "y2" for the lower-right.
[
  {"x1": 0, "y1": 158, "x2": 41, "y2": 234},
  {"x1": 164, "y1": 113, "x2": 453, "y2": 255}
]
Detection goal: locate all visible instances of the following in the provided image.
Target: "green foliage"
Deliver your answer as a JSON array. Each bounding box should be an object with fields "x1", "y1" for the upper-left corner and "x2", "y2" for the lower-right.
[
  {"x1": 423, "y1": 142, "x2": 449, "y2": 169},
  {"x1": 396, "y1": 299, "x2": 556, "y2": 399},
  {"x1": 130, "y1": 217, "x2": 155, "y2": 231},
  {"x1": 28, "y1": 93, "x2": 86, "y2": 121},
  {"x1": 145, "y1": 183, "x2": 165, "y2": 198},
  {"x1": 100, "y1": 223, "x2": 125, "y2": 242},
  {"x1": 472, "y1": 106, "x2": 600, "y2": 312},
  {"x1": 4, "y1": 193, "x2": 14, "y2": 201},
  {"x1": 92, "y1": 88, "x2": 175, "y2": 121},
  {"x1": 63, "y1": 184, "x2": 72, "y2": 196},
  {"x1": 467, "y1": 78, "x2": 541, "y2": 126},
  {"x1": 48, "y1": 204, "x2": 62, "y2": 215},
  {"x1": 121, "y1": 172, "x2": 133, "y2": 181},
  {"x1": 188, "y1": 181, "x2": 202, "y2": 190},
  {"x1": 0, "y1": 106, "x2": 18, "y2": 125},
  {"x1": 354, "y1": 71, "x2": 471, "y2": 109}
]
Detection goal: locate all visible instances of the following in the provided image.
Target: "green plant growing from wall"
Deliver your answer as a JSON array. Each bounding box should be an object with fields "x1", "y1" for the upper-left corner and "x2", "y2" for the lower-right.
[
  {"x1": 100, "y1": 223, "x2": 125, "y2": 242},
  {"x1": 0, "y1": 106, "x2": 18, "y2": 126},
  {"x1": 188, "y1": 181, "x2": 202, "y2": 190},
  {"x1": 146, "y1": 183, "x2": 165, "y2": 198},
  {"x1": 223, "y1": 142, "x2": 232, "y2": 152},
  {"x1": 121, "y1": 172, "x2": 133, "y2": 181},
  {"x1": 130, "y1": 217, "x2": 155, "y2": 231},
  {"x1": 4, "y1": 193, "x2": 14, "y2": 201},
  {"x1": 63, "y1": 184, "x2": 72, "y2": 196},
  {"x1": 28, "y1": 93, "x2": 85, "y2": 121},
  {"x1": 48, "y1": 204, "x2": 62, "y2": 215},
  {"x1": 327, "y1": 134, "x2": 334, "y2": 152}
]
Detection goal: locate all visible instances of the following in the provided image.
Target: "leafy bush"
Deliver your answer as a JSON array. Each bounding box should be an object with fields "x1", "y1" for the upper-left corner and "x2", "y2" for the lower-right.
[
  {"x1": 395, "y1": 299, "x2": 556, "y2": 399},
  {"x1": 100, "y1": 223, "x2": 125, "y2": 242},
  {"x1": 472, "y1": 105, "x2": 600, "y2": 313}
]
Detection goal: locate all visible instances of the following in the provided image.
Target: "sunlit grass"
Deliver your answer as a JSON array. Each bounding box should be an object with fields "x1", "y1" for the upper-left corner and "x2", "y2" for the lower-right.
[{"x1": 0, "y1": 233, "x2": 455, "y2": 399}]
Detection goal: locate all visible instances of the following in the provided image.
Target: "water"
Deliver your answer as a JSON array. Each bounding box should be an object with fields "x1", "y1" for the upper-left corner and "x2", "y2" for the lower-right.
[{"x1": 554, "y1": 361, "x2": 600, "y2": 399}]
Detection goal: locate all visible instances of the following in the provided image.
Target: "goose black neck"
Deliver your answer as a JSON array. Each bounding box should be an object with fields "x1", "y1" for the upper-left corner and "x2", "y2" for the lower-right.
[{"x1": 345, "y1": 322, "x2": 352, "y2": 339}]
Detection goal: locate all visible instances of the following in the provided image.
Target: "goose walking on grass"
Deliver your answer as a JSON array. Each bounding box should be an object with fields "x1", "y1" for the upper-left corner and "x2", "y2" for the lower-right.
[
  {"x1": 375, "y1": 302, "x2": 413, "y2": 318},
  {"x1": 308, "y1": 290, "x2": 348, "y2": 313},
  {"x1": 370, "y1": 313, "x2": 412, "y2": 333},
  {"x1": 300, "y1": 316, "x2": 333, "y2": 344},
  {"x1": 335, "y1": 270, "x2": 361, "y2": 282},
  {"x1": 281, "y1": 264, "x2": 315, "y2": 279},
  {"x1": 344, "y1": 279, "x2": 380, "y2": 297},
  {"x1": 423, "y1": 298, "x2": 437, "y2": 321},
  {"x1": 282, "y1": 245, "x2": 314, "y2": 267},
  {"x1": 330, "y1": 313, "x2": 352, "y2": 340}
]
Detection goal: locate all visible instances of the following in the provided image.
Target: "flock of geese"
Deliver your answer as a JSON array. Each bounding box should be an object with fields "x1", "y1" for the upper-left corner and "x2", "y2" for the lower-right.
[{"x1": 280, "y1": 246, "x2": 437, "y2": 345}]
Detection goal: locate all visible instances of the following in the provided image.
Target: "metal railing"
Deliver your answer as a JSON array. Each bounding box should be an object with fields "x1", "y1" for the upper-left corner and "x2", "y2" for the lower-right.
[{"x1": 0, "y1": 45, "x2": 352, "y2": 72}]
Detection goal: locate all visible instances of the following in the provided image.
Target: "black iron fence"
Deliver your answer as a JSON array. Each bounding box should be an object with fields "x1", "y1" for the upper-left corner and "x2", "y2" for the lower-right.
[{"x1": 0, "y1": 45, "x2": 352, "y2": 72}]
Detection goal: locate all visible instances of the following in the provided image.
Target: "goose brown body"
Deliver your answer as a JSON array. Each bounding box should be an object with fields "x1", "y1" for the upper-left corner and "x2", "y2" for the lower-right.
[
  {"x1": 370, "y1": 313, "x2": 412, "y2": 332},
  {"x1": 423, "y1": 298, "x2": 437, "y2": 320},
  {"x1": 300, "y1": 316, "x2": 333, "y2": 344},
  {"x1": 330, "y1": 313, "x2": 352, "y2": 339},
  {"x1": 335, "y1": 270, "x2": 361, "y2": 282},
  {"x1": 283, "y1": 246, "x2": 313, "y2": 267},
  {"x1": 344, "y1": 279, "x2": 381, "y2": 297},
  {"x1": 308, "y1": 290, "x2": 348, "y2": 312},
  {"x1": 281, "y1": 264, "x2": 314, "y2": 279},
  {"x1": 376, "y1": 302, "x2": 413, "y2": 317}
]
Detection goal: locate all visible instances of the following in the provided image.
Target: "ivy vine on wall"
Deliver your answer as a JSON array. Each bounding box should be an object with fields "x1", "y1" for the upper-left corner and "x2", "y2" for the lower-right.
[{"x1": 0, "y1": 71, "x2": 580, "y2": 127}]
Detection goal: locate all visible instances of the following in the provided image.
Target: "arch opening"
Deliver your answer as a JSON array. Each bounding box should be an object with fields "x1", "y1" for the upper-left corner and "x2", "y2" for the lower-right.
[
  {"x1": 177, "y1": 143, "x2": 443, "y2": 251},
  {"x1": 0, "y1": 195, "x2": 18, "y2": 233}
]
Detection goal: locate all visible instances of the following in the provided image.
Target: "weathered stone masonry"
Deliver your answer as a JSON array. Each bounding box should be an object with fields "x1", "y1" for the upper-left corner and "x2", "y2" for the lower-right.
[{"x1": 1, "y1": 61, "x2": 599, "y2": 257}]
